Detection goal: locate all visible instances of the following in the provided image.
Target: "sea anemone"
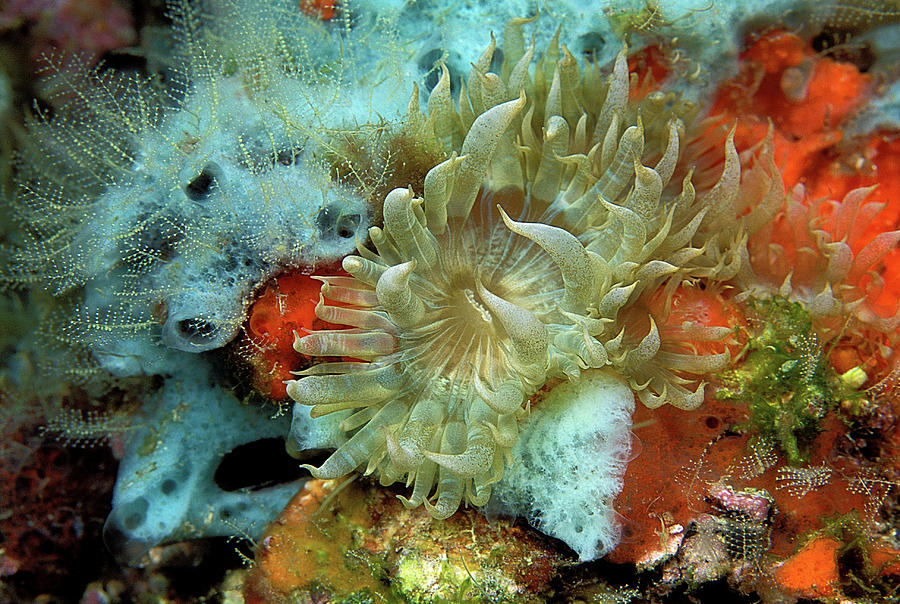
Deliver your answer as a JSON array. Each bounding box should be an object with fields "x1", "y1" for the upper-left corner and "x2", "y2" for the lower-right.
[
  {"x1": 739, "y1": 183, "x2": 900, "y2": 335},
  {"x1": 286, "y1": 24, "x2": 776, "y2": 518}
]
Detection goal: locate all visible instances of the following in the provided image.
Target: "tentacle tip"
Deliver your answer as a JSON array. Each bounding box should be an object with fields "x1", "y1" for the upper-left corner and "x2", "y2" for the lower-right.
[
  {"x1": 423, "y1": 498, "x2": 455, "y2": 520},
  {"x1": 515, "y1": 89, "x2": 527, "y2": 106},
  {"x1": 396, "y1": 494, "x2": 418, "y2": 509},
  {"x1": 496, "y1": 204, "x2": 514, "y2": 225},
  {"x1": 285, "y1": 379, "x2": 302, "y2": 400},
  {"x1": 299, "y1": 463, "x2": 328, "y2": 479},
  {"x1": 342, "y1": 255, "x2": 363, "y2": 273}
]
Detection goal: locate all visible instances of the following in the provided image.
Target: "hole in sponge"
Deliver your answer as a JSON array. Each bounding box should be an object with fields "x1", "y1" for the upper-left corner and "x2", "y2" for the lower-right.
[
  {"x1": 176, "y1": 318, "x2": 220, "y2": 346},
  {"x1": 161, "y1": 478, "x2": 178, "y2": 495},
  {"x1": 315, "y1": 205, "x2": 361, "y2": 240},
  {"x1": 119, "y1": 497, "x2": 149, "y2": 530},
  {"x1": 214, "y1": 437, "x2": 312, "y2": 492},
  {"x1": 185, "y1": 163, "x2": 222, "y2": 201}
]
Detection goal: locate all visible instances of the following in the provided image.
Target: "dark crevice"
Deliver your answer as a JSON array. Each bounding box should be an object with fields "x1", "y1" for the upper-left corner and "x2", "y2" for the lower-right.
[{"x1": 214, "y1": 437, "x2": 313, "y2": 492}]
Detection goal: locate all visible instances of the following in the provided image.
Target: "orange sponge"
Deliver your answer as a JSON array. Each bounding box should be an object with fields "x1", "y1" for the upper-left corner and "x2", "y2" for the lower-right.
[
  {"x1": 242, "y1": 270, "x2": 338, "y2": 400},
  {"x1": 773, "y1": 536, "x2": 841, "y2": 598}
]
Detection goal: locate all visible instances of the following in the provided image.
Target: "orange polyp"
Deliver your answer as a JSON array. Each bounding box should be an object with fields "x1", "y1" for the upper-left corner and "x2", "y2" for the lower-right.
[
  {"x1": 248, "y1": 307, "x2": 277, "y2": 341},
  {"x1": 247, "y1": 273, "x2": 320, "y2": 342},
  {"x1": 712, "y1": 30, "x2": 872, "y2": 135},
  {"x1": 784, "y1": 59, "x2": 870, "y2": 136}
]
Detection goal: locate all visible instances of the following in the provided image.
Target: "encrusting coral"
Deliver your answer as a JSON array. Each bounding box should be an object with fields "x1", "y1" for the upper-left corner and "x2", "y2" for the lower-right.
[{"x1": 286, "y1": 23, "x2": 783, "y2": 519}]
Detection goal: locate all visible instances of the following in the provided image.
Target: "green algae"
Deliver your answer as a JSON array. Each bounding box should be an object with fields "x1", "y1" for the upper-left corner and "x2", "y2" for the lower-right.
[{"x1": 716, "y1": 297, "x2": 862, "y2": 464}]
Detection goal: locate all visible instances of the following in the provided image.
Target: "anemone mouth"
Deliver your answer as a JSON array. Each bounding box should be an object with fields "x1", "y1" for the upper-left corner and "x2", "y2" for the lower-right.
[
  {"x1": 435, "y1": 282, "x2": 499, "y2": 345},
  {"x1": 380, "y1": 201, "x2": 562, "y2": 397}
]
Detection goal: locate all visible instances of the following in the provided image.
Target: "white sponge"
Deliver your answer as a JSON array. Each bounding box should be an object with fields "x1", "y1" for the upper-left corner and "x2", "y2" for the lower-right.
[{"x1": 490, "y1": 369, "x2": 635, "y2": 561}]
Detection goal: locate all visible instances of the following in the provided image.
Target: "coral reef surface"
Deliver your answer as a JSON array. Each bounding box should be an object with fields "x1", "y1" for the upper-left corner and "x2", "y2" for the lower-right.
[{"x1": 1, "y1": 1, "x2": 900, "y2": 602}]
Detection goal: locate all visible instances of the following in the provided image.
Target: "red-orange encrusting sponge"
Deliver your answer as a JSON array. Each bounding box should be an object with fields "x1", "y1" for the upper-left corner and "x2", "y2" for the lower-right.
[
  {"x1": 708, "y1": 30, "x2": 874, "y2": 187},
  {"x1": 648, "y1": 284, "x2": 745, "y2": 359},
  {"x1": 694, "y1": 30, "x2": 900, "y2": 272},
  {"x1": 628, "y1": 45, "x2": 670, "y2": 101},
  {"x1": 609, "y1": 29, "x2": 900, "y2": 576},
  {"x1": 610, "y1": 285, "x2": 746, "y2": 566},
  {"x1": 807, "y1": 133, "x2": 900, "y2": 315},
  {"x1": 299, "y1": 0, "x2": 337, "y2": 21},
  {"x1": 242, "y1": 270, "x2": 339, "y2": 400},
  {"x1": 773, "y1": 536, "x2": 841, "y2": 599}
]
